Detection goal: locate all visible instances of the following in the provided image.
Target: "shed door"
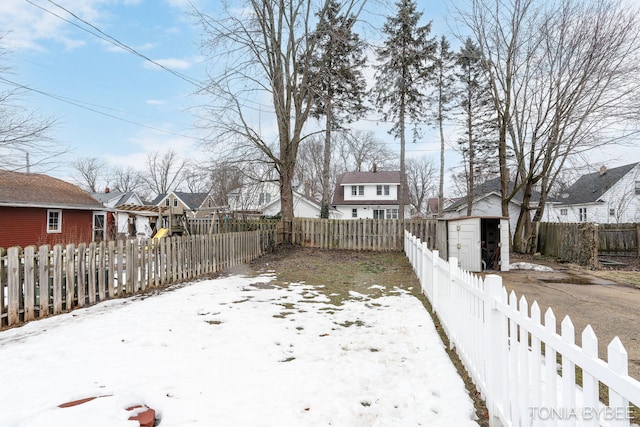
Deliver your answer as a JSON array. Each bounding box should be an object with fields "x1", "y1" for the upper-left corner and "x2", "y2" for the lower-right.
[{"x1": 448, "y1": 218, "x2": 481, "y2": 272}]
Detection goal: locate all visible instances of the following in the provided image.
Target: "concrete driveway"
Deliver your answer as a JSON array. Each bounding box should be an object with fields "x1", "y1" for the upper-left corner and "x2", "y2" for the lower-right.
[{"x1": 496, "y1": 260, "x2": 640, "y2": 381}]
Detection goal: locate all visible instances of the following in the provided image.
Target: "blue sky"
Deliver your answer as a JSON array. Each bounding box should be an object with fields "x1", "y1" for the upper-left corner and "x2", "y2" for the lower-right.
[
  {"x1": 1, "y1": 0, "x2": 636, "y2": 189},
  {"x1": 1, "y1": 0, "x2": 208, "y2": 179},
  {"x1": 0, "y1": 0, "x2": 461, "y2": 185}
]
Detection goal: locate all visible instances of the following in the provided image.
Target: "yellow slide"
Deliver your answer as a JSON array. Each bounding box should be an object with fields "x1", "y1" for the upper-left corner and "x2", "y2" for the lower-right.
[{"x1": 153, "y1": 227, "x2": 169, "y2": 240}]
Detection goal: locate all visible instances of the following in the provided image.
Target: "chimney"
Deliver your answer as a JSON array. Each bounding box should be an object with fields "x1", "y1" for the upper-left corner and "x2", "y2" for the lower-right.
[
  {"x1": 599, "y1": 166, "x2": 607, "y2": 176},
  {"x1": 372, "y1": 163, "x2": 377, "y2": 173}
]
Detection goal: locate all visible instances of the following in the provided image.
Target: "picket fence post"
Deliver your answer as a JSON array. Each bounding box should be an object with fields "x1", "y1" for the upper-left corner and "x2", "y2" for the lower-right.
[{"x1": 484, "y1": 274, "x2": 505, "y2": 427}]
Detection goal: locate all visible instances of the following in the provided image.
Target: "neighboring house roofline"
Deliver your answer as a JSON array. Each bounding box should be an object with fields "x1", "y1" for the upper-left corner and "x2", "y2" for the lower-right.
[{"x1": 555, "y1": 162, "x2": 639, "y2": 206}]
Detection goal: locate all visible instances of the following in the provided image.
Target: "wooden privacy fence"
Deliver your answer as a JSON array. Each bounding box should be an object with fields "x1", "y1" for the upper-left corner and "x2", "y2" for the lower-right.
[
  {"x1": 0, "y1": 230, "x2": 275, "y2": 328},
  {"x1": 405, "y1": 231, "x2": 640, "y2": 427},
  {"x1": 187, "y1": 218, "x2": 280, "y2": 235},
  {"x1": 537, "y1": 222, "x2": 600, "y2": 268},
  {"x1": 598, "y1": 223, "x2": 640, "y2": 256},
  {"x1": 291, "y1": 218, "x2": 438, "y2": 251}
]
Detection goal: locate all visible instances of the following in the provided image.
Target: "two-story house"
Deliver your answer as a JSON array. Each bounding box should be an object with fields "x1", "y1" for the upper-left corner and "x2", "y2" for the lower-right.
[
  {"x1": 331, "y1": 170, "x2": 411, "y2": 219},
  {"x1": 546, "y1": 163, "x2": 640, "y2": 224}
]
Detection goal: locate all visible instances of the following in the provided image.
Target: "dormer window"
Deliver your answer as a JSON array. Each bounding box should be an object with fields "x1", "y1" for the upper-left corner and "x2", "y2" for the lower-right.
[
  {"x1": 351, "y1": 185, "x2": 364, "y2": 196},
  {"x1": 635, "y1": 180, "x2": 640, "y2": 195},
  {"x1": 376, "y1": 185, "x2": 390, "y2": 196}
]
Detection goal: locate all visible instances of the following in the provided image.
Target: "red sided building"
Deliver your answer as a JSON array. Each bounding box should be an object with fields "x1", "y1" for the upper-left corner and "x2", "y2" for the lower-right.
[{"x1": 0, "y1": 170, "x2": 107, "y2": 250}]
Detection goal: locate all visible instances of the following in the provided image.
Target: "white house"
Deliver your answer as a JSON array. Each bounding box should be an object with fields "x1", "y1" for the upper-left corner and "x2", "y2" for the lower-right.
[
  {"x1": 228, "y1": 181, "x2": 337, "y2": 218},
  {"x1": 91, "y1": 189, "x2": 144, "y2": 208},
  {"x1": 331, "y1": 170, "x2": 411, "y2": 219},
  {"x1": 441, "y1": 178, "x2": 542, "y2": 237},
  {"x1": 546, "y1": 163, "x2": 640, "y2": 224}
]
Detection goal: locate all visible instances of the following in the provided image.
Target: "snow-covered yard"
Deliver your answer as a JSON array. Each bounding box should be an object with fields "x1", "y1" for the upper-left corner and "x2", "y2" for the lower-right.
[{"x1": 0, "y1": 270, "x2": 478, "y2": 426}]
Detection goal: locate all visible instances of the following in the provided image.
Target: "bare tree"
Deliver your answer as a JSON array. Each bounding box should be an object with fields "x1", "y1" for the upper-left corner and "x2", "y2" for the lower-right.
[
  {"x1": 110, "y1": 166, "x2": 145, "y2": 194},
  {"x1": 406, "y1": 156, "x2": 437, "y2": 213},
  {"x1": 207, "y1": 161, "x2": 245, "y2": 206},
  {"x1": 72, "y1": 157, "x2": 107, "y2": 193},
  {"x1": 144, "y1": 150, "x2": 186, "y2": 197},
  {"x1": 0, "y1": 34, "x2": 60, "y2": 172},
  {"x1": 182, "y1": 162, "x2": 212, "y2": 194},
  {"x1": 295, "y1": 134, "x2": 325, "y2": 200},
  {"x1": 460, "y1": 0, "x2": 640, "y2": 252},
  {"x1": 194, "y1": 0, "x2": 366, "y2": 241},
  {"x1": 335, "y1": 130, "x2": 397, "y2": 172}
]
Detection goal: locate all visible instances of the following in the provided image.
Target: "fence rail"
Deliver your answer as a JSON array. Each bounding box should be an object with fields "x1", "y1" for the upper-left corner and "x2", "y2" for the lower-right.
[
  {"x1": 405, "y1": 231, "x2": 640, "y2": 427},
  {"x1": 0, "y1": 229, "x2": 275, "y2": 328}
]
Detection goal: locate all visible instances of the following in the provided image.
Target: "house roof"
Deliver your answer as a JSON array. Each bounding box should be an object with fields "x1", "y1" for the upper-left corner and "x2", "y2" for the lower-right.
[
  {"x1": 556, "y1": 163, "x2": 638, "y2": 205},
  {"x1": 331, "y1": 171, "x2": 411, "y2": 206},
  {"x1": 0, "y1": 170, "x2": 104, "y2": 210},
  {"x1": 151, "y1": 192, "x2": 211, "y2": 210},
  {"x1": 92, "y1": 191, "x2": 137, "y2": 207},
  {"x1": 443, "y1": 177, "x2": 541, "y2": 212},
  {"x1": 339, "y1": 171, "x2": 401, "y2": 185}
]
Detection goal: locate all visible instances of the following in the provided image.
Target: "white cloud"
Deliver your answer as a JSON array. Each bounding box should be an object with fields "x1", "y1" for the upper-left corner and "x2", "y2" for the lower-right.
[
  {"x1": 145, "y1": 99, "x2": 166, "y2": 106},
  {"x1": 144, "y1": 57, "x2": 193, "y2": 70},
  {"x1": 0, "y1": 0, "x2": 110, "y2": 51}
]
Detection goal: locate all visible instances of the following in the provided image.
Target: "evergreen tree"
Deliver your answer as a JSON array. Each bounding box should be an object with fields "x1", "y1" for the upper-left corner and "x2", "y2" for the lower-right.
[
  {"x1": 433, "y1": 35, "x2": 457, "y2": 217},
  {"x1": 307, "y1": 0, "x2": 368, "y2": 218},
  {"x1": 455, "y1": 37, "x2": 498, "y2": 215},
  {"x1": 372, "y1": 0, "x2": 436, "y2": 219}
]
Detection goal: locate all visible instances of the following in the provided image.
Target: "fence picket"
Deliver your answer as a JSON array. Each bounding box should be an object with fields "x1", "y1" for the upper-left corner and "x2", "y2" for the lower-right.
[
  {"x1": 38, "y1": 245, "x2": 49, "y2": 318},
  {"x1": 77, "y1": 244, "x2": 86, "y2": 307},
  {"x1": 582, "y1": 326, "x2": 600, "y2": 427},
  {"x1": 7, "y1": 247, "x2": 20, "y2": 326},
  {"x1": 52, "y1": 245, "x2": 63, "y2": 315},
  {"x1": 88, "y1": 242, "x2": 97, "y2": 304},
  {"x1": 65, "y1": 244, "x2": 76, "y2": 310},
  {"x1": 23, "y1": 246, "x2": 35, "y2": 322},
  {"x1": 608, "y1": 338, "x2": 629, "y2": 427}
]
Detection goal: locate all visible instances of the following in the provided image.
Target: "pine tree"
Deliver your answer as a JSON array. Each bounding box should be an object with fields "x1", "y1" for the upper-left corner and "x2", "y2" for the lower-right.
[
  {"x1": 307, "y1": 0, "x2": 368, "y2": 218},
  {"x1": 455, "y1": 37, "x2": 498, "y2": 215},
  {"x1": 433, "y1": 35, "x2": 457, "y2": 217},
  {"x1": 372, "y1": 0, "x2": 436, "y2": 219}
]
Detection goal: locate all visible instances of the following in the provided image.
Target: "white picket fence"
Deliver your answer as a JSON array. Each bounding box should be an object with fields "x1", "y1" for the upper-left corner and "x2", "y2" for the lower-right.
[{"x1": 404, "y1": 232, "x2": 640, "y2": 427}]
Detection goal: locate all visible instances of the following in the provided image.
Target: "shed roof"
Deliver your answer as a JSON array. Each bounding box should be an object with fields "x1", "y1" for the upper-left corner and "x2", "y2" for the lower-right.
[{"x1": 0, "y1": 170, "x2": 104, "y2": 210}]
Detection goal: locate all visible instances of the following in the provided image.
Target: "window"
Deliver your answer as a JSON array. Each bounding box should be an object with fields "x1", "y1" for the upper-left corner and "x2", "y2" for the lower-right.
[
  {"x1": 609, "y1": 208, "x2": 615, "y2": 216},
  {"x1": 636, "y1": 180, "x2": 640, "y2": 195},
  {"x1": 164, "y1": 199, "x2": 170, "y2": 206},
  {"x1": 560, "y1": 209, "x2": 568, "y2": 215},
  {"x1": 579, "y1": 207, "x2": 587, "y2": 222},
  {"x1": 47, "y1": 209, "x2": 62, "y2": 233},
  {"x1": 93, "y1": 213, "x2": 106, "y2": 241},
  {"x1": 373, "y1": 209, "x2": 385, "y2": 219},
  {"x1": 376, "y1": 185, "x2": 390, "y2": 196},
  {"x1": 351, "y1": 208, "x2": 358, "y2": 218},
  {"x1": 351, "y1": 185, "x2": 364, "y2": 196},
  {"x1": 386, "y1": 208, "x2": 398, "y2": 219},
  {"x1": 173, "y1": 198, "x2": 178, "y2": 207}
]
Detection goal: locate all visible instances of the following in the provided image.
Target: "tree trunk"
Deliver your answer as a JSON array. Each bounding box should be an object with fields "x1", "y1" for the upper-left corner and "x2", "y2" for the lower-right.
[
  {"x1": 320, "y1": 100, "x2": 332, "y2": 219},
  {"x1": 399, "y1": 96, "x2": 406, "y2": 220}
]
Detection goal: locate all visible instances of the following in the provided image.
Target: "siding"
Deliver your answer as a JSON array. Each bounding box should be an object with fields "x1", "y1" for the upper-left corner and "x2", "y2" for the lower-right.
[{"x1": 0, "y1": 207, "x2": 95, "y2": 249}]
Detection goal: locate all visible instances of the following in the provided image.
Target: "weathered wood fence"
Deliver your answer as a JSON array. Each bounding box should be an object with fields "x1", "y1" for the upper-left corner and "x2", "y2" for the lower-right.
[
  {"x1": 537, "y1": 222, "x2": 640, "y2": 266},
  {"x1": 0, "y1": 229, "x2": 275, "y2": 328},
  {"x1": 406, "y1": 231, "x2": 640, "y2": 427},
  {"x1": 537, "y1": 222, "x2": 600, "y2": 268},
  {"x1": 187, "y1": 218, "x2": 280, "y2": 235},
  {"x1": 291, "y1": 218, "x2": 439, "y2": 251},
  {"x1": 598, "y1": 223, "x2": 640, "y2": 256}
]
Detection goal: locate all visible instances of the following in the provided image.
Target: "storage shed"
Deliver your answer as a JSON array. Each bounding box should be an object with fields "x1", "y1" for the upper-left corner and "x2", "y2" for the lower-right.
[{"x1": 445, "y1": 216, "x2": 510, "y2": 272}]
